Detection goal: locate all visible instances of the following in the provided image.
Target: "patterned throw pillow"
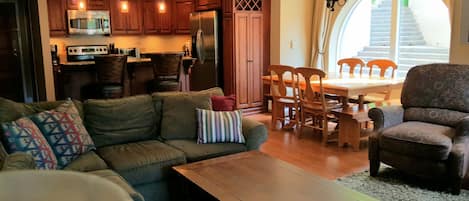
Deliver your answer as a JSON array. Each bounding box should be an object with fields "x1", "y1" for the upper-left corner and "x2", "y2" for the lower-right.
[
  {"x1": 196, "y1": 108, "x2": 245, "y2": 144},
  {"x1": 29, "y1": 101, "x2": 95, "y2": 169},
  {"x1": 2, "y1": 117, "x2": 58, "y2": 169}
]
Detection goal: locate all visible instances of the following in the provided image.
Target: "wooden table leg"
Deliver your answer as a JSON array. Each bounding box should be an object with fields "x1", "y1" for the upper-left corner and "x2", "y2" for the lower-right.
[
  {"x1": 337, "y1": 115, "x2": 362, "y2": 151},
  {"x1": 341, "y1": 96, "x2": 349, "y2": 108},
  {"x1": 358, "y1": 95, "x2": 365, "y2": 110}
]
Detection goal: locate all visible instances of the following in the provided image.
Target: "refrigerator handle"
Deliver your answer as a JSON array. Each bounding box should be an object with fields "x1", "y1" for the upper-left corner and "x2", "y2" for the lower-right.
[{"x1": 196, "y1": 29, "x2": 206, "y2": 64}]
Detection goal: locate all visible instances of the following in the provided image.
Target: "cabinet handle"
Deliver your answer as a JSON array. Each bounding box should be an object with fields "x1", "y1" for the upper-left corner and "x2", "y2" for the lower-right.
[{"x1": 247, "y1": 59, "x2": 254, "y2": 62}]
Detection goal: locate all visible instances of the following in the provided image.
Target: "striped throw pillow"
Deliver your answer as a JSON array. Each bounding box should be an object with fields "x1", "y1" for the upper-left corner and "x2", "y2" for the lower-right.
[{"x1": 196, "y1": 109, "x2": 245, "y2": 144}]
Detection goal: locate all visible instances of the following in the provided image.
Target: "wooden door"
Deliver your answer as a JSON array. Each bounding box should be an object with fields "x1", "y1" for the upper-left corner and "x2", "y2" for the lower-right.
[
  {"x1": 234, "y1": 12, "x2": 249, "y2": 109},
  {"x1": 87, "y1": 0, "x2": 109, "y2": 10},
  {"x1": 194, "y1": 0, "x2": 221, "y2": 11},
  {"x1": 110, "y1": 0, "x2": 127, "y2": 34},
  {"x1": 143, "y1": 0, "x2": 158, "y2": 34},
  {"x1": 126, "y1": 0, "x2": 143, "y2": 34},
  {"x1": 48, "y1": 0, "x2": 67, "y2": 36},
  {"x1": 157, "y1": 0, "x2": 172, "y2": 34},
  {"x1": 248, "y1": 13, "x2": 263, "y2": 107},
  {"x1": 173, "y1": 0, "x2": 192, "y2": 34}
]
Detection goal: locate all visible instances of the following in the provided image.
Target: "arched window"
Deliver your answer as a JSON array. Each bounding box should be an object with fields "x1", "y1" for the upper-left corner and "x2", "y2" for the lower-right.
[{"x1": 332, "y1": 0, "x2": 450, "y2": 77}]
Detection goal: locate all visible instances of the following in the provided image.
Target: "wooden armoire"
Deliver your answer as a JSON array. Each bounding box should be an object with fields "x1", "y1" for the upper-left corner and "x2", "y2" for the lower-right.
[{"x1": 223, "y1": 0, "x2": 270, "y2": 114}]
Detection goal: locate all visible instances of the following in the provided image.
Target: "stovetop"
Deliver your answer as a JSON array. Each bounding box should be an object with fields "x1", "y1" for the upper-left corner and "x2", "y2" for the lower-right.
[{"x1": 66, "y1": 45, "x2": 109, "y2": 62}]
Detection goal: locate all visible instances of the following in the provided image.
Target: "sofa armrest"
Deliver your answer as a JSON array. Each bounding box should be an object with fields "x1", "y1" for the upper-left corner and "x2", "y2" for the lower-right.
[
  {"x1": 456, "y1": 116, "x2": 469, "y2": 137},
  {"x1": 242, "y1": 118, "x2": 268, "y2": 150},
  {"x1": 368, "y1": 105, "x2": 404, "y2": 131},
  {"x1": 1, "y1": 152, "x2": 36, "y2": 171},
  {"x1": 448, "y1": 136, "x2": 469, "y2": 179}
]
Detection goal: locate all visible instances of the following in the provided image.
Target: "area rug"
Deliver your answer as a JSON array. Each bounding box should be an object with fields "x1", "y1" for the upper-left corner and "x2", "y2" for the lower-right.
[{"x1": 336, "y1": 167, "x2": 469, "y2": 201}]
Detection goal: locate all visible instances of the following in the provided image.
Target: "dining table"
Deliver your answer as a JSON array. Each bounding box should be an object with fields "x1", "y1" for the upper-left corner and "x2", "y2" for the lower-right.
[
  {"x1": 262, "y1": 72, "x2": 405, "y2": 151},
  {"x1": 262, "y1": 73, "x2": 405, "y2": 109}
]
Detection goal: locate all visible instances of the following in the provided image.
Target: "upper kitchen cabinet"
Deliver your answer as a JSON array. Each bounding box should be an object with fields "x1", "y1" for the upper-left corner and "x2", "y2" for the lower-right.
[
  {"x1": 67, "y1": 0, "x2": 109, "y2": 10},
  {"x1": 110, "y1": 0, "x2": 143, "y2": 34},
  {"x1": 48, "y1": 0, "x2": 67, "y2": 36},
  {"x1": 194, "y1": 0, "x2": 221, "y2": 11},
  {"x1": 143, "y1": 0, "x2": 172, "y2": 34},
  {"x1": 173, "y1": 0, "x2": 193, "y2": 34}
]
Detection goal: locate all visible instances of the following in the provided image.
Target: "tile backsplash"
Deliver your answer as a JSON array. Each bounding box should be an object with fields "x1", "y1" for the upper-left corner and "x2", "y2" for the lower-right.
[{"x1": 50, "y1": 35, "x2": 191, "y2": 61}]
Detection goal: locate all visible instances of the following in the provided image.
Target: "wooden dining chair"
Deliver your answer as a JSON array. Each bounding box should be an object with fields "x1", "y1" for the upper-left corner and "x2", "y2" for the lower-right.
[
  {"x1": 295, "y1": 67, "x2": 340, "y2": 145},
  {"x1": 148, "y1": 52, "x2": 184, "y2": 92},
  {"x1": 337, "y1": 58, "x2": 366, "y2": 76},
  {"x1": 365, "y1": 59, "x2": 398, "y2": 100},
  {"x1": 268, "y1": 65, "x2": 300, "y2": 130},
  {"x1": 94, "y1": 54, "x2": 128, "y2": 99}
]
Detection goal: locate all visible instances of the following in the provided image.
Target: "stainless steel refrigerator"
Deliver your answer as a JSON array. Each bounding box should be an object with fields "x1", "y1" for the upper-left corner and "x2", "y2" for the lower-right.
[{"x1": 190, "y1": 10, "x2": 222, "y2": 91}]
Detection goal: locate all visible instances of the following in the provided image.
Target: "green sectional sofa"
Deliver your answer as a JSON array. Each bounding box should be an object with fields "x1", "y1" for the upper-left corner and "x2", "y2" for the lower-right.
[{"x1": 0, "y1": 88, "x2": 268, "y2": 201}]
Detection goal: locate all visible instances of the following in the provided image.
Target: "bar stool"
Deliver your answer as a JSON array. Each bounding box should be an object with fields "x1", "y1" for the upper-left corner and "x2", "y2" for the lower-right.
[
  {"x1": 94, "y1": 54, "x2": 127, "y2": 99},
  {"x1": 148, "y1": 52, "x2": 184, "y2": 92}
]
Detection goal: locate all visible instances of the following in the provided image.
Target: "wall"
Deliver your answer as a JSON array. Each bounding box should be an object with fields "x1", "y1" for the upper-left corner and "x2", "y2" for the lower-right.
[
  {"x1": 450, "y1": 0, "x2": 469, "y2": 64},
  {"x1": 409, "y1": 0, "x2": 450, "y2": 47},
  {"x1": 50, "y1": 35, "x2": 191, "y2": 64},
  {"x1": 38, "y1": 0, "x2": 55, "y2": 101},
  {"x1": 270, "y1": 0, "x2": 313, "y2": 67}
]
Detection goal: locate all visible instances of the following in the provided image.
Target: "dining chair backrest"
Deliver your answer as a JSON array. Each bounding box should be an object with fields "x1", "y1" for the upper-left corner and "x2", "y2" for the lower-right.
[
  {"x1": 366, "y1": 59, "x2": 398, "y2": 78},
  {"x1": 337, "y1": 58, "x2": 365, "y2": 75},
  {"x1": 268, "y1": 65, "x2": 297, "y2": 98},
  {"x1": 294, "y1": 67, "x2": 327, "y2": 111},
  {"x1": 149, "y1": 53, "x2": 184, "y2": 81}
]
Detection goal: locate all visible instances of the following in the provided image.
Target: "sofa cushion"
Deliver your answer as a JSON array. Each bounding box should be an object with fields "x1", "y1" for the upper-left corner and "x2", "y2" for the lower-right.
[
  {"x1": 29, "y1": 102, "x2": 96, "y2": 169},
  {"x1": 160, "y1": 94, "x2": 212, "y2": 140},
  {"x1": 1, "y1": 117, "x2": 58, "y2": 169},
  {"x1": 152, "y1": 87, "x2": 224, "y2": 137},
  {"x1": 97, "y1": 140, "x2": 186, "y2": 186},
  {"x1": 401, "y1": 64, "x2": 469, "y2": 113},
  {"x1": 165, "y1": 139, "x2": 247, "y2": 162},
  {"x1": 404, "y1": 107, "x2": 468, "y2": 127},
  {"x1": 64, "y1": 151, "x2": 108, "y2": 172},
  {"x1": 380, "y1": 121, "x2": 456, "y2": 160},
  {"x1": 196, "y1": 109, "x2": 245, "y2": 144},
  {"x1": 84, "y1": 95, "x2": 157, "y2": 147},
  {"x1": 88, "y1": 169, "x2": 144, "y2": 201}
]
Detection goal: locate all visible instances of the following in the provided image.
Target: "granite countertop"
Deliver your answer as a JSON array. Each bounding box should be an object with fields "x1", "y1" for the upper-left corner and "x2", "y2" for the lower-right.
[{"x1": 60, "y1": 57, "x2": 152, "y2": 66}]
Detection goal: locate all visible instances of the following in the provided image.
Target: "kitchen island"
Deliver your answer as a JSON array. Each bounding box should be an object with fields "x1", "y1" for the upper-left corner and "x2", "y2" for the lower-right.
[{"x1": 54, "y1": 56, "x2": 195, "y2": 100}]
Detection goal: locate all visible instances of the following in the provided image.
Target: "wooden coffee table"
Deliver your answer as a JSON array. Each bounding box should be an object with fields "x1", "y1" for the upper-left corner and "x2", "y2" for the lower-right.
[{"x1": 173, "y1": 151, "x2": 377, "y2": 201}]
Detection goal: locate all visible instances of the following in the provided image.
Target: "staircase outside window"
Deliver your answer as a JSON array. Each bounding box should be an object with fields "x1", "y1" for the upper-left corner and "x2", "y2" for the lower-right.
[{"x1": 337, "y1": 0, "x2": 450, "y2": 77}]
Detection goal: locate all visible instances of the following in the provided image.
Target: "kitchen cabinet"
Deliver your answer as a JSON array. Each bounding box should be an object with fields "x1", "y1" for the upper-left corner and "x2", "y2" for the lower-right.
[
  {"x1": 173, "y1": 0, "x2": 193, "y2": 34},
  {"x1": 67, "y1": 0, "x2": 109, "y2": 10},
  {"x1": 143, "y1": 0, "x2": 172, "y2": 34},
  {"x1": 223, "y1": 0, "x2": 270, "y2": 114},
  {"x1": 194, "y1": 0, "x2": 221, "y2": 11},
  {"x1": 48, "y1": 0, "x2": 67, "y2": 36},
  {"x1": 110, "y1": 0, "x2": 143, "y2": 34}
]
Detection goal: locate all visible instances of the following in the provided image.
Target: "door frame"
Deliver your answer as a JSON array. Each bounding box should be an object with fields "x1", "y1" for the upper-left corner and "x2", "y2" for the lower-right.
[{"x1": 0, "y1": 0, "x2": 46, "y2": 102}]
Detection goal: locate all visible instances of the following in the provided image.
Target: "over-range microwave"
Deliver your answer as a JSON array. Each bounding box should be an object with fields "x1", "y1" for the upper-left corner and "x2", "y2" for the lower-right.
[{"x1": 67, "y1": 10, "x2": 110, "y2": 35}]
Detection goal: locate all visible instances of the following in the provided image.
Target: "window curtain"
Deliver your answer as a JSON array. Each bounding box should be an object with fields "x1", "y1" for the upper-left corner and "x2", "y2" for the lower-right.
[{"x1": 309, "y1": 1, "x2": 343, "y2": 71}]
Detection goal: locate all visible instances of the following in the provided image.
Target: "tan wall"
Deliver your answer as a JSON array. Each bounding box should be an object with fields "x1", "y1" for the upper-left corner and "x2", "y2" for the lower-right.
[
  {"x1": 38, "y1": 0, "x2": 55, "y2": 101},
  {"x1": 50, "y1": 35, "x2": 190, "y2": 63},
  {"x1": 449, "y1": 0, "x2": 469, "y2": 64},
  {"x1": 270, "y1": 0, "x2": 313, "y2": 67}
]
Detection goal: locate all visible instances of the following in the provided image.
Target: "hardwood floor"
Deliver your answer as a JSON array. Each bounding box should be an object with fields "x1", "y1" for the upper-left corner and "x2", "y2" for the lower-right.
[{"x1": 247, "y1": 113, "x2": 369, "y2": 180}]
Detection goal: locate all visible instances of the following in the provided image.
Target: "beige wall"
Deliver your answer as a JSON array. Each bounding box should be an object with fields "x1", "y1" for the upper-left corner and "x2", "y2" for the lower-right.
[
  {"x1": 449, "y1": 0, "x2": 469, "y2": 64},
  {"x1": 38, "y1": 0, "x2": 55, "y2": 101},
  {"x1": 270, "y1": 0, "x2": 313, "y2": 67}
]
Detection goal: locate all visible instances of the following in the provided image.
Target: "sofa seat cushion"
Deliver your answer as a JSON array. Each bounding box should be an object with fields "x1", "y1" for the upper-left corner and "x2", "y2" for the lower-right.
[
  {"x1": 379, "y1": 121, "x2": 456, "y2": 160},
  {"x1": 88, "y1": 169, "x2": 144, "y2": 201},
  {"x1": 64, "y1": 151, "x2": 108, "y2": 172},
  {"x1": 165, "y1": 139, "x2": 247, "y2": 162},
  {"x1": 97, "y1": 140, "x2": 186, "y2": 185}
]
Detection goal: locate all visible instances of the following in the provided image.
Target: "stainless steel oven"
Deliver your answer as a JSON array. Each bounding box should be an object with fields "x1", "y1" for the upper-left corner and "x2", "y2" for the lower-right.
[{"x1": 67, "y1": 10, "x2": 110, "y2": 35}]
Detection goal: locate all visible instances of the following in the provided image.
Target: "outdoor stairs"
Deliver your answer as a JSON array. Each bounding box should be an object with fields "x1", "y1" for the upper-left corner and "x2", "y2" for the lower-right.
[{"x1": 355, "y1": 0, "x2": 449, "y2": 76}]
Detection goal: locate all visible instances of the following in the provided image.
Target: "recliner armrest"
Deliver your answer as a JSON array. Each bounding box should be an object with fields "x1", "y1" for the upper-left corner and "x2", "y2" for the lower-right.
[
  {"x1": 1, "y1": 152, "x2": 36, "y2": 171},
  {"x1": 456, "y1": 116, "x2": 469, "y2": 137},
  {"x1": 242, "y1": 118, "x2": 268, "y2": 150},
  {"x1": 368, "y1": 105, "x2": 404, "y2": 131}
]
